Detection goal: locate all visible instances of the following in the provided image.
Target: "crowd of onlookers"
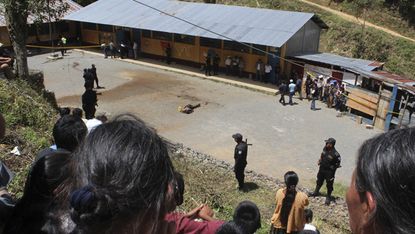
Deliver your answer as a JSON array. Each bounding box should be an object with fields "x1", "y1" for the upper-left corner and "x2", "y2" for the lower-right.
[{"x1": 0, "y1": 106, "x2": 414, "y2": 234}]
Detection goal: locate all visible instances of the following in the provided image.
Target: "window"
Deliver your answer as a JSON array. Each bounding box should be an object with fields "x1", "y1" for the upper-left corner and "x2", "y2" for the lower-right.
[
  {"x1": 199, "y1": 37, "x2": 221, "y2": 48},
  {"x1": 251, "y1": 44, "x2": 267, "y2": 55},
  {"x1": 98, "y1": 24, "x2": 113, "y2": 32},
  {"x1": 142, "y1": 30, "x2": 151, "y2": 38},
  {"x1": 152, "y1": 31, "x2": 173, "y2": 41},
  {"x1": 82, "y1": 22, "x2": 97, "y2": 31},
  {"x1": 223, "y1": 41, "x2": 250, "y2": 53},
  {"x1": 174, "y1": 34, "x2": 195, "y2": 44}
]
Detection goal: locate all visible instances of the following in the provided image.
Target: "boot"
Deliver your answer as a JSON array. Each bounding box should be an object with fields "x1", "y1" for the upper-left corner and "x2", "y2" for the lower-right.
[
  {"x1": 308, "y1": 184, "x2": 322, "y2": 197},
  {"x1": 325, "y1": 190, "x2": 333, "y2": 205}
]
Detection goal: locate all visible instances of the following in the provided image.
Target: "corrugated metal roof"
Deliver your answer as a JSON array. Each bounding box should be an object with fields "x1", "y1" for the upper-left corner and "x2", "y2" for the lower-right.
[
  {"x1": 0, "y1": 0, "x2": 82, "y2": 27},
  {"x1": 293, "y1": 52, "x2": 383, "y2": 73},
  {"x1": 64, "y1": 0, "x2": 317, "y2": 47}
]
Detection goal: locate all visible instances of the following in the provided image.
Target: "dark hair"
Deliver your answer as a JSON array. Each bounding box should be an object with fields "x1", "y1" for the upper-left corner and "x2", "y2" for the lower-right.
[
  {"x1": 355, "y1": 127, "x2": 415, "y2": 234},
  {"x1": 304, "y1": 209, "x2": 313, "y2": 223},
  {"x1": 280, "y1": 171, "x2": 298, "y2": 227},
  {"x1": 68, "y1": 114, "x2": 175, "y2": 233},
  {"x1": 216, "y1": 221, "x2": 246, "y2": 234},
  {"x1": 174, "y1": 172, "x2": 184, "y2": 206},
  {"x1": 59, "y1": 107, "x2": 71, "y2": 118},
  {"x1": 72, "y1": 108, "x2": 83, "y2": 119},
  {"x1": 233, "y1": 201, "x2": 261, "y2": 234},
  {"x1": 3, "y1": 152, "x2": 72, "y2": 233},
  {"x1": 53, "y1": 115, "x2": 87, "y2": 152}
]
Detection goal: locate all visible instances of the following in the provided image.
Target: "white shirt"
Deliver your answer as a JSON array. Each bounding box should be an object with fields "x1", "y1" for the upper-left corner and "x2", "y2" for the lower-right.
[
  {"x1": 265, "y1": 65, "x2": 272, "y2": 73},
  {"x1": 86, "y1": 118, "x2": 103, "y2": 133},
  {"x1": 304, "y1": 223, "x2": 317, "y2": 232}
]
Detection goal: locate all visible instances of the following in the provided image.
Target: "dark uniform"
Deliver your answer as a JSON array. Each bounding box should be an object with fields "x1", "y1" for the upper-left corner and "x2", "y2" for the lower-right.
[
  {"x1": 233, "y1": 133, "x2": 248, "y2": 190},
  {"x1": 91, "y1": 65, "x2": 101, "y2": 88},
  {"x1": 310, "y1": 138, "x2": 341, "y2": 205},
  {"x1": 83, "y1": 69, "x2": 94, "y2": 90},
  {"x1": 82, "y1": 89, "x2": 97, "y2": 119},
  {"x1": 278, "y1": 83, "x2": 287, "y2": 105},
  {"x1": 213, "y1": 54, "x2": 220, "y2": 75},
  {"x1": 205, "y1": 56, "x2": 212, "y2": 76}
]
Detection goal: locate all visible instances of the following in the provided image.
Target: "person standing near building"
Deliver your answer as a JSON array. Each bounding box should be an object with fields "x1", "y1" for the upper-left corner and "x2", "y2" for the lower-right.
[
  {"x1": 109, "y1": 41, "x2": 115, "y2": 58},
  {"x1": 255, "y1": 59, "x2": 264, "y2": 81},
  {"x1": 278, "y1": 82, "x2": 287, "y2": 106},
  {"x1": 213, "y1": 53, "x2": 220, "y2": 75},
  {"x1": 133, "y1": 41, "x2": 139, "y2": 60},
  {"x1": 264, "y1": 63, "x2": 272, "y2": 83},
  {"x1": 225, "y1": 56, "x2": 232, "y2": 76},
  {"x1": 310, "y1": 81, "x2": 319, "y2": 111},
  {"x1": 82, "y1": 84, "x2": 98, "y2": 120},
  {"x1": 205, "y1": 55, "x2": 212, "y2": 76},
  {"x1": 232, "y1": 133, "x2": 248, "y2": 191},
  {"x1": 90, "y1": 64, "x2": 102, "y2": 89},
  {"x1": 309, "y1": 138, "x2": 341, "y2": 205},
  {"x1": 296, "y1": 77, "x2": 303, "y2": 100},
  {"x1": 288, "y1": 79, "x2": 296, "y2": 105}
]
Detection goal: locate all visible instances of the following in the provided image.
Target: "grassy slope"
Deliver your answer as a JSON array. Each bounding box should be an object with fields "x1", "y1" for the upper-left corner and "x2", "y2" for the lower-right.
[
  {"x1": 306, "y1": 0, "x2": 415, "y2": 39},
  {"x1": 0, "y1": 78, "x2": 56, "y2": 197},
  {"x1": 196, "y1": 0, "x2": 415, "y2": 79}
]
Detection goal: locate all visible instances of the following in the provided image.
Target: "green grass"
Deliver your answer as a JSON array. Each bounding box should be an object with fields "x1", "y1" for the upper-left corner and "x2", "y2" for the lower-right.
[{"x1": 0, "y1": 77, "x2": 57, "y2": 197}]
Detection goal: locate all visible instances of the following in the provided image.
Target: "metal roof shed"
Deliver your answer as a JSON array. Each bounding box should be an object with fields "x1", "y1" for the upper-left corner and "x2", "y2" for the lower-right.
[{"x1": 64, "y1": 0, "x2": 324, "y2": 48}]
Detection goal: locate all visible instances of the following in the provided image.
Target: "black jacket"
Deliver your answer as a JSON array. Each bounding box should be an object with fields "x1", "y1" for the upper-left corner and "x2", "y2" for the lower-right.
[
  {"x1": 319, "y1": 147, "x2": 341, "y2": 171},
  {"x1": 234, "y1": 142, "x2": 248, "y2": 167}
]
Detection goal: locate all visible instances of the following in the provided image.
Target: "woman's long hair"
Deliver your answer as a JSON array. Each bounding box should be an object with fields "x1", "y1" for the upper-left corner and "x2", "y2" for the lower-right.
[{"x1": 280, "y1": 171, "x2": 299, "y2": 227}]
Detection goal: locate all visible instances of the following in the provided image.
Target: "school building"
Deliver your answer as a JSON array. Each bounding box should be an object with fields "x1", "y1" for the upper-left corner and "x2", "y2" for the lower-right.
[
  {"x1": 63, "y1": 0, "x2": 328, "y2": 80},
  {"x1": 0, "y1": 0, "x2": 82, "y2": 47}
]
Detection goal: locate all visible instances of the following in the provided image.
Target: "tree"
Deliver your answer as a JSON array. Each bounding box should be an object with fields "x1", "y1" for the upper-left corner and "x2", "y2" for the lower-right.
[{"x1": 0, "y1": 0, "x2": 68, "y2": 79}]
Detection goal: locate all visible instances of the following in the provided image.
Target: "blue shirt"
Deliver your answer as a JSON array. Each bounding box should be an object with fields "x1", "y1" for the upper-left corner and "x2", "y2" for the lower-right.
[{"x1": 289, "y1": 83, "x2": 296, "y2": 93}]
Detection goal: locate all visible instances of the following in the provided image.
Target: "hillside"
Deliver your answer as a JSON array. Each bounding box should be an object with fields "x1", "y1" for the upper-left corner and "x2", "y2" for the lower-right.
[
  {"x1": 183, "y1": 0, "x2": 415, "y2": 80},
  {"x1": 306, "y1": 0, "x2": 415, "y2": 39}
]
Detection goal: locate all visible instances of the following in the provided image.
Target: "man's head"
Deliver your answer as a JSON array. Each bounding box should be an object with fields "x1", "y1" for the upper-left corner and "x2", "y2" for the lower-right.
[
  {"x1": 232, "y1": 133, "x2": 243, "y2": 143},
  {"x1": 72, "y1": 108, "x2": 83, "y2": 119},
  {"x1": 304, "y1": 209, "x2": 313, "y2": 223},
  {"x1": 59, "y1": 107, "x2": 71, "y2": 118},
  {"x1": 290, "y1": 79, "x2": 293, "y2": 83},
  {"x1": 91, "y1": 64, "x2": 95, "y2": 68},
  {"x1": 233, "y1": 201, "x2": 261, "y2": 234},
  {"x1": 325, "y1": 138, "x2": 336, "y2": 149},
  {"x1": 53, "y1": 115, "x2": 87, "y2": 152}
]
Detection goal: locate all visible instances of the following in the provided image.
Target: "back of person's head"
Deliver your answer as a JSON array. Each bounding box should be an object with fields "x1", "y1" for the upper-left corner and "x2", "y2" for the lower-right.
[
  {"x1": 280, "y1": 171, "x2": 299, "y2": 227},
  {"x1": 4, "y1": 151, "x2": 71, "y2": 233},
  {"x1": 304, "y1": 209, "x2": 313, "y2": 223},
  {"x1": 174, "y1": 172, "x2": 184, "y2": 206},
  {"x1": 59, "y1": 107, "x2": 71, "y2": 118},
  {"x1": 72, "y1": 108, "x2": 83, "y2": 119},
  {"x1": 53, "y1": 115, "x2": 87, "y2": 152},
  {"x1": 216, "y1": 221, "x2": 247, "y2": 234},
  {"x1": 350, "y1": 127, "x2": 415, "y2": 234},
  {"x1": 233, "y1": 201, "x2": 261, "y2": 234},
  {"x1": 68, "y1": 114, "x2": 175, "y2": 233}
]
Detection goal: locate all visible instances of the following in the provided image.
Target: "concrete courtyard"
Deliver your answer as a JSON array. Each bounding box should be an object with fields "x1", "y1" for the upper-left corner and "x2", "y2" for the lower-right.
[{"x1": 28, "y1": 50, "x2": 381, "y2": 187}]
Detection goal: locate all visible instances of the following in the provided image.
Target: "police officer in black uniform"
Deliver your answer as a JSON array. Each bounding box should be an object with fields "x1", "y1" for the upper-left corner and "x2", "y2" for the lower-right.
[
  {"x1": 232, "y1": 133, "x2": 248, "y2": 191},
  {"x1": 82, "y1": 84, "x2": 98, "y2": 120},
  {"x1": 309, "y1": 138, "x2": 341, "y2": 205}
]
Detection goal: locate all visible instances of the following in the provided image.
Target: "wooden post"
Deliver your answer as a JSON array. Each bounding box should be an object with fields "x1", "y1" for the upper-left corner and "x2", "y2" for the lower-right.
[
  {"x1": 372, "y1": 83, "x2": 383, "y2": 126},
  {"x1": 398, "y1": 94, "x2": 409, "y2": 129},
  {"x1": 384, "y1": 85, "x2": 398, "y2": 131}
]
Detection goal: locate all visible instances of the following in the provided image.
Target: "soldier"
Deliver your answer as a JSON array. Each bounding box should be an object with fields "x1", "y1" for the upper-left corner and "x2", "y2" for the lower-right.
[
  {"x1": 309, "y1": 138, "x2": 341, "y2": 205},
  {"x1": 213, "y1": 54, "x2": 220, "y2": 75},
  {"x1": 205, "y1": 55, "x2": 212, "y2": 76},
  {"x1": 232, "y1": 133, "x2": 248, "y2": 191},
  {"x1": 83, "y1": 68, "x2": 94, "y2": 89},
  {"x1": 90, "y1": 64, "x2": 103, "y2": 89},
  {"x1": 82, "y1": 85, "x2": 98, "y2": 120}
]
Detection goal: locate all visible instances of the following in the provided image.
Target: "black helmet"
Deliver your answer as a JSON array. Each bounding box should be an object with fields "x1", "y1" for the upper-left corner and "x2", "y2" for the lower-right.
[
  {"x1": 232, "y1": 133, "x2": 243, "y2": 141},
  {"x1": 325, "y1": 138, "x2": 336, "y2": 146}
]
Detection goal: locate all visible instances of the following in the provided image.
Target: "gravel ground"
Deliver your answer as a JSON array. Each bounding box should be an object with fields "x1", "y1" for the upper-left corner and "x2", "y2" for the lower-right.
[{"x1": 28, "y1": 50, "x2": 381, "y2": 187}]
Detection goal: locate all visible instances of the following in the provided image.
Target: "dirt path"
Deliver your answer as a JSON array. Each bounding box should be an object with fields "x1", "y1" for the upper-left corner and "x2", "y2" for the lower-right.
[{"x1": 299, "y1": 0, "x2": 415, "y2": 43}]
